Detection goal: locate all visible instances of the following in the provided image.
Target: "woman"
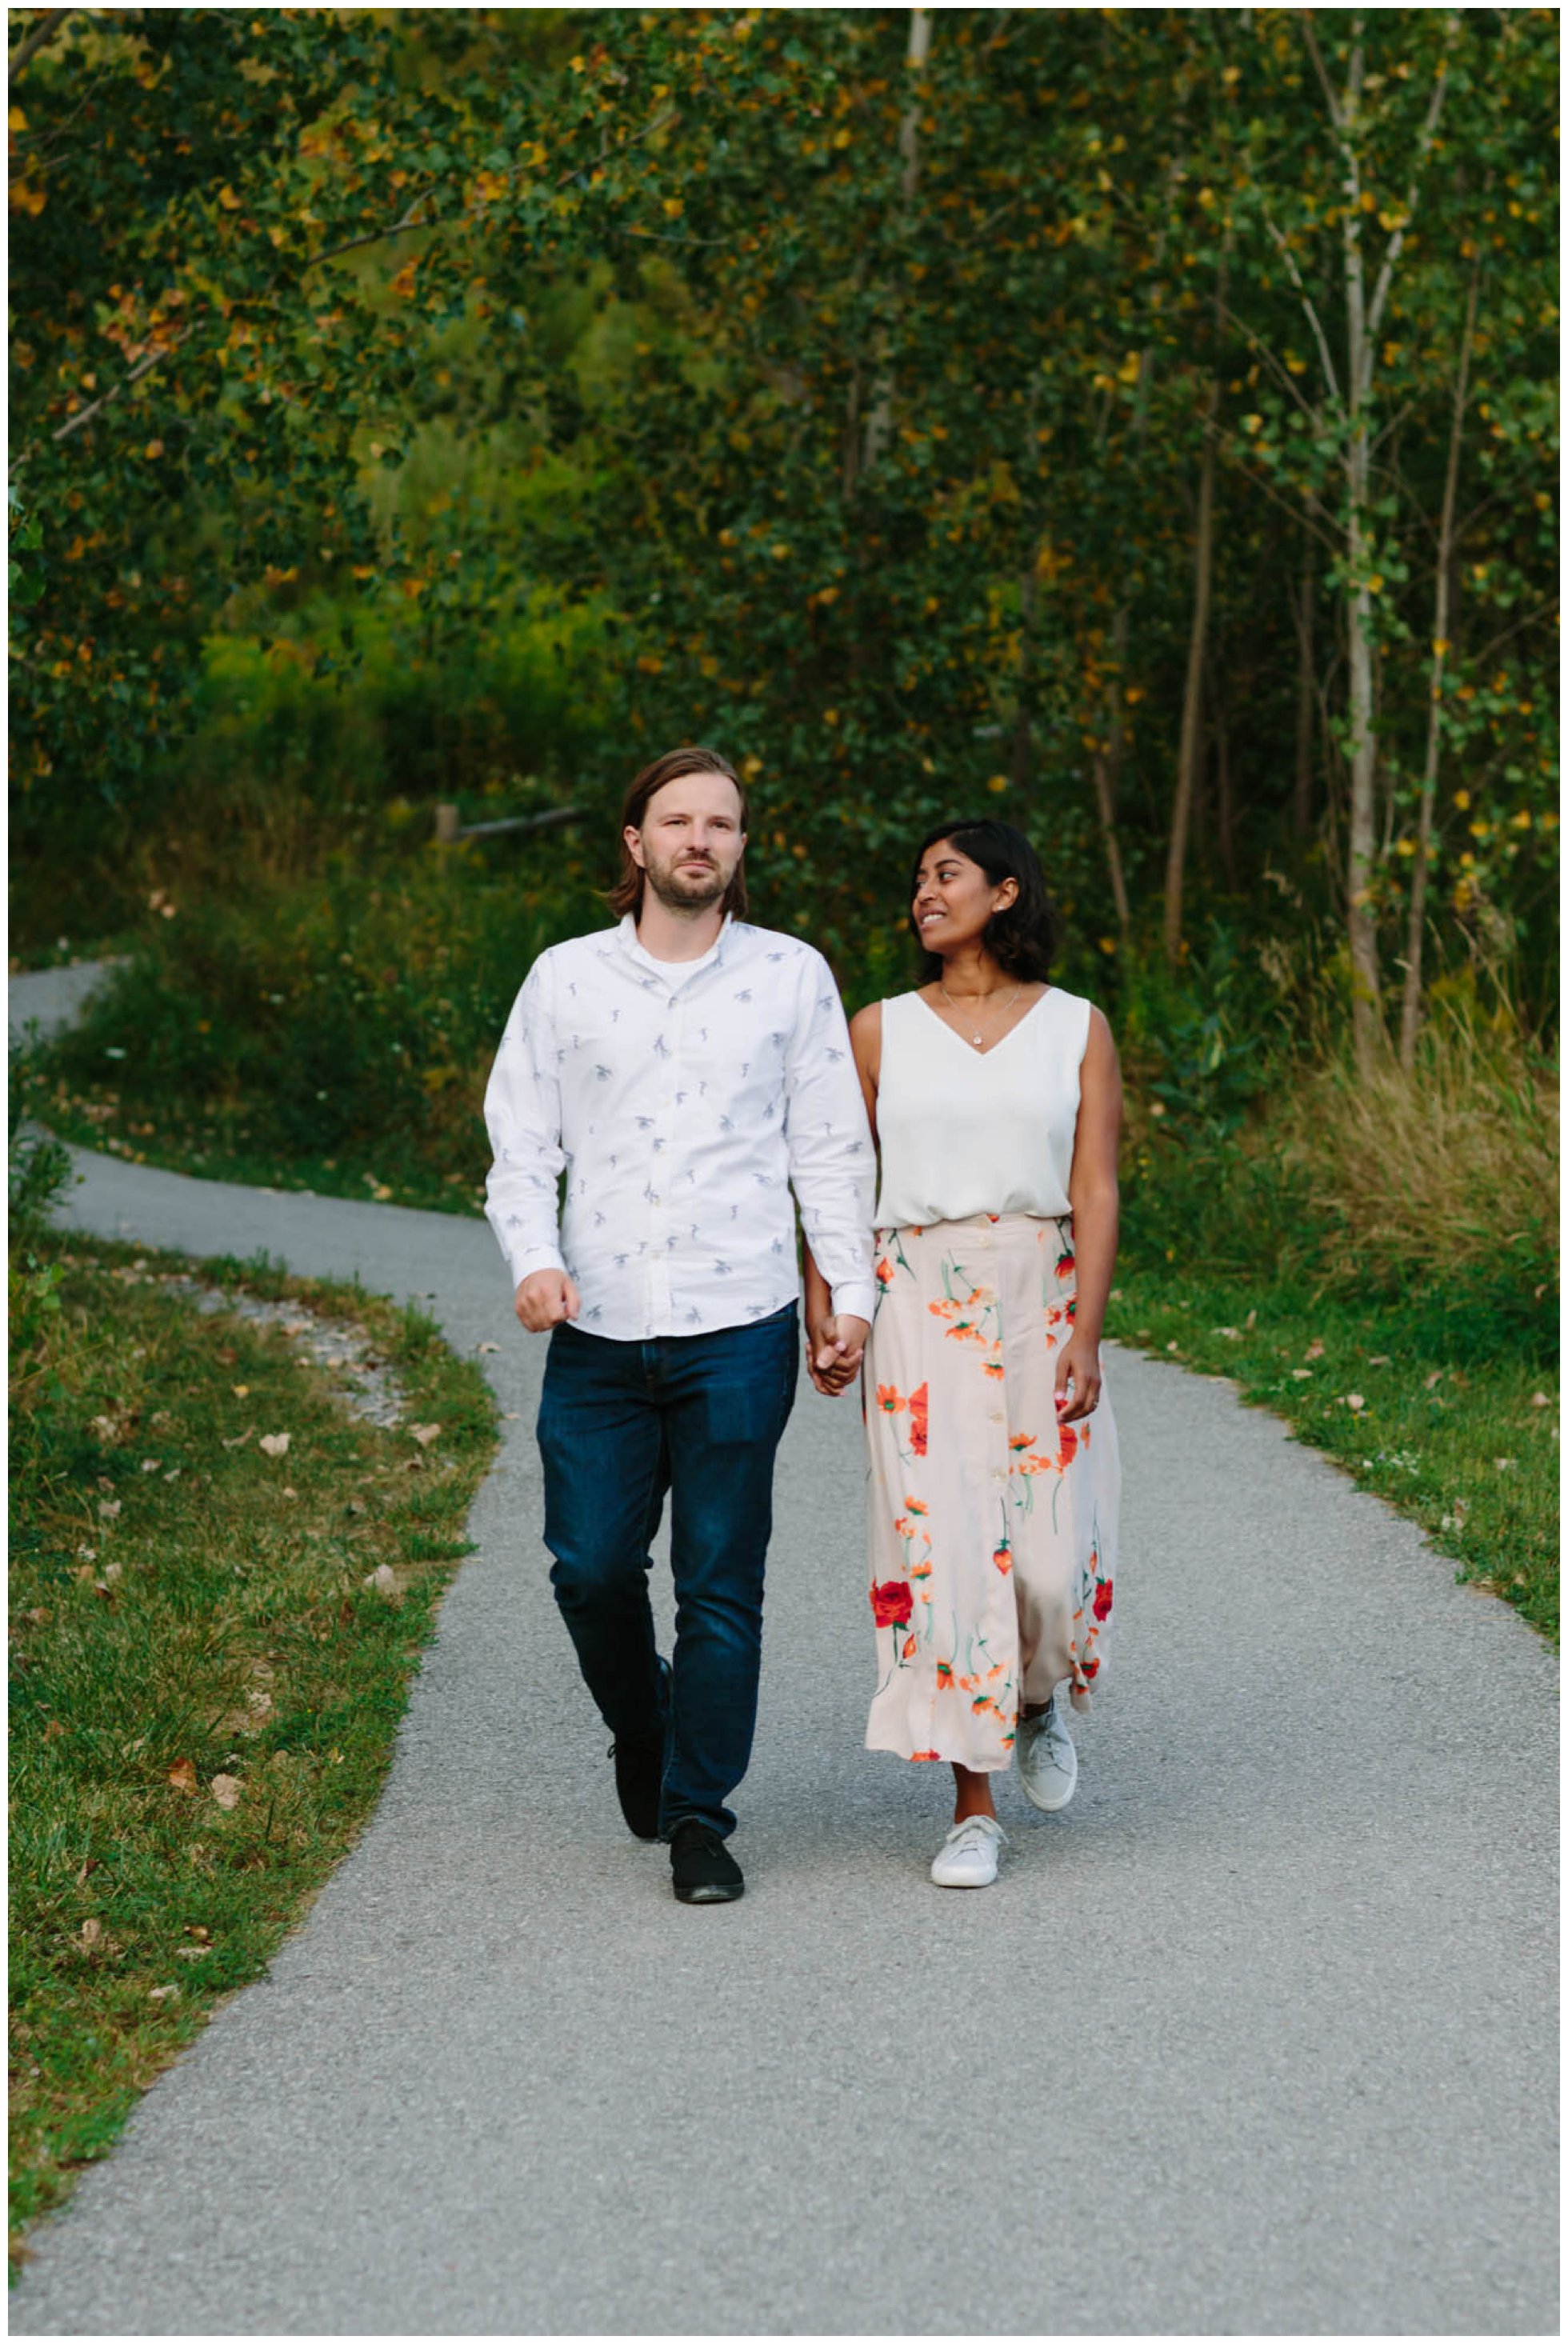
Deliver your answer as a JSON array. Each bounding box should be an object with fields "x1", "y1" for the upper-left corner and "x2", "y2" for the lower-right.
[{"x1": 805, "y1": 818, "x2": 1122, "y2": 1888}]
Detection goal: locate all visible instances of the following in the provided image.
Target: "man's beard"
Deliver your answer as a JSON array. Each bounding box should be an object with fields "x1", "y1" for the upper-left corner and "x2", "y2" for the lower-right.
[{"x1": 642, "y1": 851, "x2": 731, "y2": 912}]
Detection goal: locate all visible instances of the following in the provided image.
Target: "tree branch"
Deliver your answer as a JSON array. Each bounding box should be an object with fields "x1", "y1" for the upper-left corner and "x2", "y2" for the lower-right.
[
  {"x1": 1261, "y1": 207, "x2": 1343, "y2": 409},
  {"x1": 1301, "y1": 15, "x2": 1346, "y2": 136},
  {"x1": 10, "y1": 334, "x2": 188, "y2": 477},
  {"x1": 302, "y1": 104, "x2": 681, "y2": 278},
  {"x1": 1365, "y1": 45, "x2": 1452, "y2": 352},
  {"x1": 8, "y1": 8, "x2": 73, "y2": 87}
]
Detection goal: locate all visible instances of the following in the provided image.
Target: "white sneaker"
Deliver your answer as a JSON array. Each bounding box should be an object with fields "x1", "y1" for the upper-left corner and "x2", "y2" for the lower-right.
[
  {"x1": 930, "y1": 1814, "x2": 1006, "y2": 1888},
  {"x1": 1016, "y1": 1698, "x2": 1078, "y2": 1812}
]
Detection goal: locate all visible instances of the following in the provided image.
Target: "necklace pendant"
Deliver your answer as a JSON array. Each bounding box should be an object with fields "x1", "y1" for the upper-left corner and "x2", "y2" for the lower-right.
[{"x1": 971, "y1": 1033, "x2": 983, "y2": 1047}]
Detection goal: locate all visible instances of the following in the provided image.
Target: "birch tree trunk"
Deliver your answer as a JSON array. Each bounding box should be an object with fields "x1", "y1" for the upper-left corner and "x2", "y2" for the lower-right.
[
  {"x1": 1293, "y1": 514, "x2": 1316, "y2": 837},
  {"x1": 1163, "y1": 245, "x2": 1226, "y2": 966},
  {"x1": 861, "y1": 8, "x2": 931, "y2": 477},
  {"x1": 1399, "y1": 262, "x2": 1480, "y2": 1066}
]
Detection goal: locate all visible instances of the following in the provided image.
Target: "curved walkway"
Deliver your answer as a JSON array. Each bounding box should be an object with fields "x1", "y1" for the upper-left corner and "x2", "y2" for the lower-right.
[{"x1": 8, "y1": 974, "x2": 1558, "y2": 2334}]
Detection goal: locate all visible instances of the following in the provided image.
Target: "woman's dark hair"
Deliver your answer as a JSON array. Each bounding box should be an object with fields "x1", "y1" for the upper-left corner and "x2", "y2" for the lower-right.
[
  {"x1": 608, "y1": 743, "x2": 750, "y2": 919},
  {"x1": 908, "y1": 818, "x2": 1057, "y2": 983}
]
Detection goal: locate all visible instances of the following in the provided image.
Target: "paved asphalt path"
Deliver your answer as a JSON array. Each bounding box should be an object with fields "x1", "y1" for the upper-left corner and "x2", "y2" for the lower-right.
[{"x1": 8, "y1": 970, "x2": 1558, "y2": 2334}]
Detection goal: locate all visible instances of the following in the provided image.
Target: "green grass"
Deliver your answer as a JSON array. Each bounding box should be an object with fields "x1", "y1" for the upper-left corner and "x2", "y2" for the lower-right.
[
  {"x1": 1107, "y1": 1268, "x2": 1559, "y2": 1644},
  {"x1": 8, "y1": 1232, "x2": 498, "y2": 2272},
  {"x1": 18, "y1": 1065, "x2": 480, "y2": 1218}
]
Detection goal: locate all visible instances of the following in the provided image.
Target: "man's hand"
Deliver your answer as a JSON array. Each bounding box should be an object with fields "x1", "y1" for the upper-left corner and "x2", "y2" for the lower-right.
[
  {"x1": 809, "y1": 1311, "x2": 870, "y2": 1396},
  {"x1": 514, "y1": 1269, "x2": 581, "y2": 1333}
]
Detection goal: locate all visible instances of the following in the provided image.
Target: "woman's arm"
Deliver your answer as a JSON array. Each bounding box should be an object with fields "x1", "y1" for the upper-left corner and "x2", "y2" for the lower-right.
[
  {"x1": 804, "y1": 1003, "x2": 882, "y2": 1395},
  {"x1": 1055, "y1": 1006, "x2": 1122, "y2": 1426}
]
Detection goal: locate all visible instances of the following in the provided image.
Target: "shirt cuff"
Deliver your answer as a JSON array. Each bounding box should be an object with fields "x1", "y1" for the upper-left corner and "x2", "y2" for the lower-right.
[
  {"x1": 510, "y1": 1242, "x2": 567, "y2": 1287},
  {"x1": 828, "y1": 1278, "x2": 877, "y2": 1326}
]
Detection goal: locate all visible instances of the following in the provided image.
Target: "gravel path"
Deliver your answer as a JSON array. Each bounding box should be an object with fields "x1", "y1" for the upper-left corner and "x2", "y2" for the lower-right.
[{"x1": 8, "y1": 970, "x2": 1558, "y2": 2335}]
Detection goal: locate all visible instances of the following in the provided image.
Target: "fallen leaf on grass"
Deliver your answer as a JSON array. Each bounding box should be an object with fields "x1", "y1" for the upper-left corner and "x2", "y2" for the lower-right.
[
  {"x1": 1494, "y1": 1457, "x2": 1517, "y2": 1472},
  {"x1": 210, "y1": 1774, "x2": 242, "y2": 1810},
  {"x1": 1213, "y1": 1326, "x2": 1242, "y2": 1340},
  {"x1": 1531, "y1": 1392, "x2": 1551, "y2": 1407},
  {"x1": 1424, "y1": 1370, "x2": 1444, "y2": 1390},
  {"x1": 140, "y1": 1458, "x2": 162, "y2": 1473},
  {"x1": 282, "y1": 1320, "x2": 312, "y2": 1337},
  {"x1": 79, "y1": 1918, "x2": 102, "y2": 1950},
  {"x1": 1366, "y1": 1354, "x2": 1392, "y2": 1366},
  {"x1": 148, "y1": 1984, "x2": 180, "y2": 2003},
  {"x1": 1341, "y1": 1393, "x2": 1366, "y2": 1412},
  {"x1": 407, "y1": 1422, "x2": 441, "y2": 1446},
  {"x1": 1290, "y1": 1369, "x2": 1314, "y2": 1381},
  {"x1": 222, "y1": 1426, "x2": 254, "y2": 1450},
  {"x1": 346, "y1": 1497, "x2": 366, "y2": 1515},
  {"x1": 362, "y1": 1563, "x2": 400, "y2": 1598},
  {"x1": 98, "y1": 1498, "x2": 122, "y2": 1520},
  {"x1": 166, "y1": 1759, "x2": 198, "y2": 1794},
  {"x1": 258, "y1": 1431, "x2": 291, "y2": 1458},
  {"x1": 231, "y1": 1383, "x2": 250, "y2": 1398},
  {"x1": 1304, "y1": 1339, "x2": 1325, "y2": 1361}
]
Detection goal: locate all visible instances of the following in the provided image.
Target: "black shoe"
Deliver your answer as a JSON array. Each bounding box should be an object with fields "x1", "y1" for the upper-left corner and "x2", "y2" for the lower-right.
[
  {"x1": 609, "y1": 1726, "x2": 664, "y2": 1840},
  {"x1": 669, "y1": 1820, "x2": 744, "y2": 1905},
  {"x1": 608, "y1": 1658, "x2": 670, "y2": 1842}
]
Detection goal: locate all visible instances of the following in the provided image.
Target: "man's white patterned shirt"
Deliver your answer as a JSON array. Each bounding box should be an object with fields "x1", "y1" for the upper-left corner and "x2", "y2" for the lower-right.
[{"x1": 483, "y1": 915, "x2": 876, "y2": 1341}]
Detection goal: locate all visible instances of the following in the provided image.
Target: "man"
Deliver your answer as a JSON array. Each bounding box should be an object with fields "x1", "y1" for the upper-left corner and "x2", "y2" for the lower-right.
[{"x1": 483, "y1": 745, "x2": 874, "y2": 1904}]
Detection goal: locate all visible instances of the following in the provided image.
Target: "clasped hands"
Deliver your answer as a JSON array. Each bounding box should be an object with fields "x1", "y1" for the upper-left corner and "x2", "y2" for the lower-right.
[{"x1": 806, "y1": 1312, "x2": 870, "y2": 1398}]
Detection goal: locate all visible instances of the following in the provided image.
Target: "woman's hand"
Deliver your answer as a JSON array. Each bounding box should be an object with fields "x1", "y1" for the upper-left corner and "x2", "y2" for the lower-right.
[{"x1": 1054, "y1": 1329, "x2": 1103, "y2": 1425}]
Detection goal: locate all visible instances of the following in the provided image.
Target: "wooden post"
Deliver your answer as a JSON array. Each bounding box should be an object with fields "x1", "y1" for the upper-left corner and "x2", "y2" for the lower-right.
[{"x1": 434, "y1": 803, "x2": 461, "y2": 845}]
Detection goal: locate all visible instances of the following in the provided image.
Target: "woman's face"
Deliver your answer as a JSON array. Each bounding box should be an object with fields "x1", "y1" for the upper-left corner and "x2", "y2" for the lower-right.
[{"x1": 912, "y1": 840, "x2": 1018, "y2": 958}]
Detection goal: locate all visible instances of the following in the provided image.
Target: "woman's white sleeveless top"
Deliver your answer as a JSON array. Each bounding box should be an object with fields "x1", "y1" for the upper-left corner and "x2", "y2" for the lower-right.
[{"x1": 873, "y1": 986, "x2": 1092, "y2": 1228}]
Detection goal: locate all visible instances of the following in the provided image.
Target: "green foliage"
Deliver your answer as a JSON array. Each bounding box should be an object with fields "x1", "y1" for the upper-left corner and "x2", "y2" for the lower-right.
[
  {"x1": 9, "y1": 1046, "x2": 73, "y2": 1238},
  {"x1": 35, "y1": 851, "x2": 605, "y2": 1206},
  {"x1": 8, "y1": 9, "x2": 1558, "y2": 1023}
]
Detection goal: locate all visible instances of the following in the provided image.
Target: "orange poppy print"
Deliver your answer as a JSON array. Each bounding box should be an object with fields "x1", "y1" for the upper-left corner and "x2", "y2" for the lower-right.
[{"x1": 863, "y1": 1206, "x2": 1119, "y2": 1770}]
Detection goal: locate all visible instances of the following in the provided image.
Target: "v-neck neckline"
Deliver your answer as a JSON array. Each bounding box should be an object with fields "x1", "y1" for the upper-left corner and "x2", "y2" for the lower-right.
[{"x1": 911, "y1": 986, "x2": 1050, "y2": 1058}]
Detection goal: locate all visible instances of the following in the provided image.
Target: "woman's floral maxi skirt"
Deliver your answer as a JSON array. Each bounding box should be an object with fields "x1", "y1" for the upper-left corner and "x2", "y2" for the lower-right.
[{"x1": 863, "y1": 1213, "x2": 1120, "y2": 1771}]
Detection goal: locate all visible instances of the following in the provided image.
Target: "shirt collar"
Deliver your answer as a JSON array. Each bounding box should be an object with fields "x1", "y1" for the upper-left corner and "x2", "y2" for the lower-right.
[{"x1": 616, "y1": 910, "x2": 734, "y2": 986}]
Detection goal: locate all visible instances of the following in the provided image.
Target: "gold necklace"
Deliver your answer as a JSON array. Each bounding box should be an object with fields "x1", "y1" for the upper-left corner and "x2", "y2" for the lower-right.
[{"x1": 938, "y1": 975, "x2": 1022, "y2": 1049}]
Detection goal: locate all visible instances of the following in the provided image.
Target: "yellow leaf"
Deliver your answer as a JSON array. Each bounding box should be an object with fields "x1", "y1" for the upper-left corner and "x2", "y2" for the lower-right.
[
  {"x1": 987, "y1": 774, "x2": 1009, "y2": 794},
  {"x1": 8, "y1": 106, "x2": 27, "y2": 133},
  {"x1": 662, "y1": 197, "x2": 685, "y2": 219},
  {"x1": 1117, "y1": 352, "x2": 1140, "y2": 384},
  {"x1": 143, "y1": 440, "x2": 165, "y2": 460},
  {"x1": 218, "y1": 183, "x2": 242, "y2": 210},
  {"x1": 167, "y1": 1759, "x2": 198, "y2": 1794}
]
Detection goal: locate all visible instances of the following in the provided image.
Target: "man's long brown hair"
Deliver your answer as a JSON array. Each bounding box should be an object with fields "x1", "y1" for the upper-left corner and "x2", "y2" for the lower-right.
[{"x1": 607, "y1": 745, "x2": 750, "y2": 920}]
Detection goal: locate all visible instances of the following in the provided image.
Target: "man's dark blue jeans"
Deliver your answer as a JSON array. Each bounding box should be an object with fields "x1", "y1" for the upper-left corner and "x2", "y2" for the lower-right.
[{"x1": 536, "y1": 1302, "x2": 799, "y2": 1841}]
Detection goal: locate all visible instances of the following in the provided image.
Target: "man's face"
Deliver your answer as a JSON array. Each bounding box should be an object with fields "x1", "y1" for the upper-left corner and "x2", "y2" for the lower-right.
[{"x1": 626, "y1": 771, "x2": 746, "y2": 912}]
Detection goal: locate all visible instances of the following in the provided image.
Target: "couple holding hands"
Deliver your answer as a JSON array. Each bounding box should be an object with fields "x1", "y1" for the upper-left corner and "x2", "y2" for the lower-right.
[{"x1": 483, "y1": 744, "x2": 1122, "y2": 1903}]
